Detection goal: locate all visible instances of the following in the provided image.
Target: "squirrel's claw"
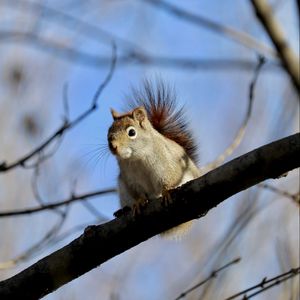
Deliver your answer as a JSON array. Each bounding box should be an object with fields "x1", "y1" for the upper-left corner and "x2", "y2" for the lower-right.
[
  {"x1": 132, "y1": 198, "x2": 148, "y2": 216},
  {"x1": 162, "y1": 189, "x2": 173, "y2": 206}
]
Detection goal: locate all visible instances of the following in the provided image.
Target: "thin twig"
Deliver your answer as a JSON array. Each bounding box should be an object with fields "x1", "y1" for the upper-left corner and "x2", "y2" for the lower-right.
[
  {"x1": 251, "y1": 0, "x2": 300, "y2": 94},
  {"x1": 0, "y1": 43, "x2": 116, "y2": 172},
  {"x1": 62, "y1": 82, "x2": 70, "y2": 122},
  {"x1": 0, "y1": 188, "x2": 116, "y2": 217},
  {"x1": 80, "y1": 200, "x2": 108, "y2": 220},
  {"x1": 0, "y1": 207, "x2": 69, "y2": 270},
  {"x1": 143, "y1": 0, "x2": 276, "y2": 58},
  {"x1": 43, "y1": 218, "x2": 108, "y2": 250},
  {"x1": 21, "y1": 134, "x2": 64, "y2": 170},
  {"x1": 258, "y1": 183, "x2": 300, "y2": 206},
  {"x1": 0, "y1": 214, "x2": 109, "y2": 270},
  {"x1": 30, "y1": 156, "x2": 66, "y2": 217},
  {"x1": 0, "y1": 30, "x2": 280, "y2": 71},
  {"x1": 1, "y1": 0, "x2": 145, "y2": 54},
  {"x1": 31, "y1": 158, "x2": 44, "y2": 205},
  {"x1": 225, "y1": 267, "x2": 300, "y2": 300},
  {"x1": 197, "y1": 191, "x2": 263, "y2": 299},
  {"x1": 202, "y1": 56, "x2": 265, "y2": 173},
  {"x1": 174, "y1": 257, "x2": 241, "y2": 300}
]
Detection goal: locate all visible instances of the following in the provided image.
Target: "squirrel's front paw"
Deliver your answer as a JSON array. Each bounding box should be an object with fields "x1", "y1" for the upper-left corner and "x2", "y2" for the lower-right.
[
  {"x1": 162, "y1": 189, "x2": 173, "y2": 207},
  {"x1": 132, "y1": 198, "x2": 149, "y2": 216}
]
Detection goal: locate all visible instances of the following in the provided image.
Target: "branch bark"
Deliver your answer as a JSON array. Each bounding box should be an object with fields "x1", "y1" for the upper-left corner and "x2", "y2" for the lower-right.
[
  {"x1": 251, "y1": 0, "x2": 300, "y2": 94},
  {"x1": 0, "y1": 133, "x2": 299, "y2": 300}
]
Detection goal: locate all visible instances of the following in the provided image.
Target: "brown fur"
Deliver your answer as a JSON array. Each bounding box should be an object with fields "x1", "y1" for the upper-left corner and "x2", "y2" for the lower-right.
[{"x1": 127, "y1": 80, "x2": 198, "y2": 163}]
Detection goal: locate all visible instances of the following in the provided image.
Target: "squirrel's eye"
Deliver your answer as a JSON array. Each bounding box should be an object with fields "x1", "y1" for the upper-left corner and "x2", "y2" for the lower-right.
[{"x1": 126, "y1": 126, "x2": 137, "y2": 139}]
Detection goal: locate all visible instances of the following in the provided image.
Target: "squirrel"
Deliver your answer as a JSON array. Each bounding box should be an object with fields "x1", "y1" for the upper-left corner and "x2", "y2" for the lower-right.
[{"x1": 107, "y1": 80, "x2": 201, "y2": 239}]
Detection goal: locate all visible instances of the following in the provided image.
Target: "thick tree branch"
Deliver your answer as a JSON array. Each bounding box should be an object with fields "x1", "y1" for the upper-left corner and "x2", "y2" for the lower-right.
[
  {"x1": 251, "y1": 0, "x2": 300, "y2": 94},
  {"x1": 0, "y1": 133, "x2": 299, "y2": 300}
]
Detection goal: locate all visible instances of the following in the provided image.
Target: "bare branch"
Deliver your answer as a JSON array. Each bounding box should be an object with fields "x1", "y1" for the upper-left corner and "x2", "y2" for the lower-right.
[
  {"x1": 0, "y1": 208, "x2": 68, "y2": 270},
  {"x1": 202, "y1": 56, "x2": 265, "y2": 173},
  {"x1": 196, "y1": 190, "x2": 265, "y2": 299},
  {"x1": 80, "y1": 201, "x2": 108, "y2": 220},
  {"x1": 0, "y1": 217, "x2": 109, "y2": 270},
  {"x1": 0, "y1": 133, "x2": 298, "y2": 299},
  {"x1": 1, "y1": 0, "x2": 142, "y2": 53},
  {"x1": 0, "y1": 44, "x2": 117, "y2": 173},
  {"x1": 142, "y1": 0, "x2": 276, "y2": 58},
  {"x1": 175, "y1": 257, "x2": 241, "y2": 300},
  {"x1": 258, "y1": 183, "x2": 300, "y2": 206},
  {"x1": 251, "y1": 0, "x2": 300, "y2": 94},
  {"x1": 225, "y1": 267, "x2": 300, "y2": 299},
  {"x1": 62, "y1": 83, "x2": 70, "y2": 122},
  {"x1": 0, "y1": 30, "x2": 281, "y2": 71},
  {"x1": 0, "y1": 188, "x2": 116, "y2": 217}
]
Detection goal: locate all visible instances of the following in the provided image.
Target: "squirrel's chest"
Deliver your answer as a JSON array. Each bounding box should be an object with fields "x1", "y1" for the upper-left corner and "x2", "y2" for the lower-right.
[
  {"x1": 117, "y1": 138, "x2": 199, "y2": 200},
  {"x1": 120, "y1": 161, "x2": 164, "y2": 198}
]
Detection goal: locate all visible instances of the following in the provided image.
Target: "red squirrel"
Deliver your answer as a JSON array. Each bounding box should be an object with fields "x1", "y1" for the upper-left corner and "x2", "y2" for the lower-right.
[{"x1": 108, "y1": 81, "x2": 200, "y2": 239}]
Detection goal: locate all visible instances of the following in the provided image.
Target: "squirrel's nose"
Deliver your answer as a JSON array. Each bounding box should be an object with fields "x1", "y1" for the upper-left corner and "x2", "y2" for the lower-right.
[{"x1": 108, "y1": 137, "x2": 118, "y2": 154}]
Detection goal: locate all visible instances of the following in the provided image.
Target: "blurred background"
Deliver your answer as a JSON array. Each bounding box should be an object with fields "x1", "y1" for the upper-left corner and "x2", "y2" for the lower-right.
[{"x1": 0, "y1": 1, "x2": 299, "y2": 299}]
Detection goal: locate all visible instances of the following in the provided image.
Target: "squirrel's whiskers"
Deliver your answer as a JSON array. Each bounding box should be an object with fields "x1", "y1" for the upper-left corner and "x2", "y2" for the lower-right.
[{"x1": 80, "y1": 142, "x2": 110, "y2": 175}]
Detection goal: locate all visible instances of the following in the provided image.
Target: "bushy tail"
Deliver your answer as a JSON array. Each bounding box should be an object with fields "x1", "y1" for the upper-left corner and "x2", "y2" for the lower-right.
[
  {"x1": 127, "y1": 79, "x2": 199, "y2": 163},
  {"x1": 160, "y1": 220, "x2": 194, "y2": 241}
]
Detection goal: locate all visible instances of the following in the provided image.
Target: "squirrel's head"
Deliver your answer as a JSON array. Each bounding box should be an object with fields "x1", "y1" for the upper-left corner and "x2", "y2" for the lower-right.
[{"x1": 107, "y1": 106, "x2": 152, "y2": 160}]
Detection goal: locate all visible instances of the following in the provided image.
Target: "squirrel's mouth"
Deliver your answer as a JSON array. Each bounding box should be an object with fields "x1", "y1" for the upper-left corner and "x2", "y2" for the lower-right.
[
  {"x1": 108, "y1": 141, "x2": 132, "y2": 159},
  {"x1": 119, "y1": 148, "x2": 132, "y2": 159}
]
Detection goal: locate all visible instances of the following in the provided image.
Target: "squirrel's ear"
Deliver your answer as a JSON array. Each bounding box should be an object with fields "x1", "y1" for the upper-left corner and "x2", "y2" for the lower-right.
[
  {"x1": 110, "y1": 108, "x2": 120, "y2": 120},
  {"x1": 132, "y1": 106, "x2": 147, "y2": 123}
]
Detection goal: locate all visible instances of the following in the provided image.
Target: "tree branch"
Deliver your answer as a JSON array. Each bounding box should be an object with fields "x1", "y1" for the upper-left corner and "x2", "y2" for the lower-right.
[
  {"x1": 258, "y1": 182, "x2": 300, "y2": 206},
  {"x1": 143, "y1": 0, "x2": 276, "y2": 58},
  {"x1": 0, "y1": 30, "x2": 280, "y2": 72},
  {"x1": 250, "y1": 0, "x2": 300, "y2": 94},
  {"x1": 0, "y1": 133, "x2": 299, "y2": 299},
  {"x1": 0, "y1": 188, "x2": 116, "y2": 218},
  {"x1": 202, "y1": 55, "x2": 265, "y2": 173},
  {"x1": 225, "y1": 267, "x2": 300, "y2": 299},
  {"x1": 175, "y1": 257, "x2": 241, "y2": 300},
  {"x1": 0, "y1": 43, "x2": 116, "y2": 173}
]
